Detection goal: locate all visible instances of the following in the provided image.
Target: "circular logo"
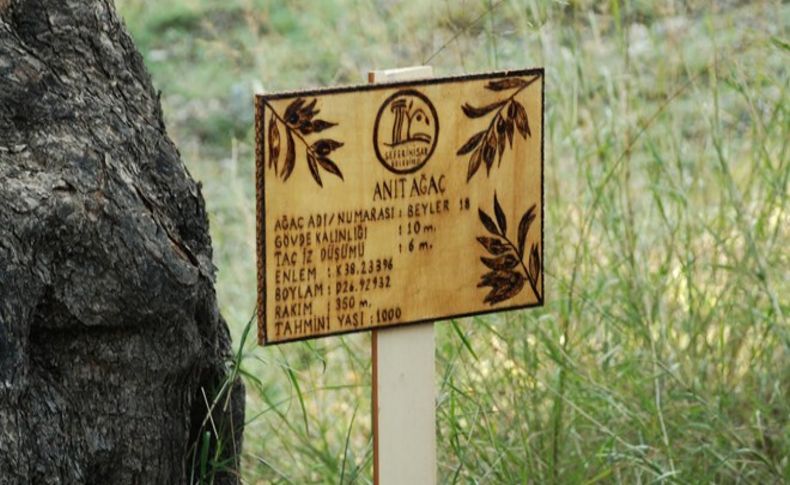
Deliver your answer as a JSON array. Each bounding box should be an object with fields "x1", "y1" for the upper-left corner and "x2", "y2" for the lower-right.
[{"x1": 373, "y1": 89, "x2": 439, "y2": 174}]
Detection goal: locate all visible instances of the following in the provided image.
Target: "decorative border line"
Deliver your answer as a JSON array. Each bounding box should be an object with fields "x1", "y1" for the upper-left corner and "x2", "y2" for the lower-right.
[
  {"x1": 255, "y1": 67, "x2": 545, "y2": 346},
  {"x1": 255, "y1": 96, "x2": 266, "y2": 345}
]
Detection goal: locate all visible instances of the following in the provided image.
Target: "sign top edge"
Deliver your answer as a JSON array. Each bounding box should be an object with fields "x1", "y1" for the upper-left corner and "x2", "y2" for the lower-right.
[{"x1": 254, "y1": 67, "x2": 544, "y2": 102}]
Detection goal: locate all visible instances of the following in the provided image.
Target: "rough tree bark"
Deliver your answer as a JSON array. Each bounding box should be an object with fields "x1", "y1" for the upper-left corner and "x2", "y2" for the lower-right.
[{"x1": 0, "y1": 1, "x2": 244, "y2": 483}]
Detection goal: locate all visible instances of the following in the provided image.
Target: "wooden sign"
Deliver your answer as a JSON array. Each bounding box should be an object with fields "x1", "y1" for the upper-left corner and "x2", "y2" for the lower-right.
[{"x1": 255, "y1": 68, "x2": 544, "y2": 345}]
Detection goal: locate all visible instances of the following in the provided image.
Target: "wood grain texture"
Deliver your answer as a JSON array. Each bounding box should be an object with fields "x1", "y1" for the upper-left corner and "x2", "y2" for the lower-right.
[
  {"x1": 0, "y1": 1, "x2": 243, "y2": 482},
  {"x1": 256, "y1": 68, "x2": 544, "y2": 344}
]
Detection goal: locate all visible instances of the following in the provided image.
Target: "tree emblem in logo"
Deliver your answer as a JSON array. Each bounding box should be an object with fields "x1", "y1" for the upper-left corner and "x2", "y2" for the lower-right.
[{"x1": 373, "y1": 89, "x2": 439, "y2": 174}]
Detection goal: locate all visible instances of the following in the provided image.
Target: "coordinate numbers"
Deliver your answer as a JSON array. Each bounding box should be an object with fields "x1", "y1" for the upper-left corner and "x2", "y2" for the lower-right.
[
  {"x1": 335, "y1": 258, "x2": 393, "y2": 277},
  {"x1": 336, "y1": 276, "x2": 391, "y2": 295}
]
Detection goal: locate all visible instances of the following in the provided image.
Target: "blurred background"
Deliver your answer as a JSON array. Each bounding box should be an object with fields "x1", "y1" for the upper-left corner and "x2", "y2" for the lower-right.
[{"x1": 115, "y1": 0, "x2": 788, "y2": 483}]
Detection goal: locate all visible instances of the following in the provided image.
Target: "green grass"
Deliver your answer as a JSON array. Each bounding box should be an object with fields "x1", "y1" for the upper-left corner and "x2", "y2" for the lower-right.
[{"x1": 116, "y1": 0, "x2": 789, "y2": 483}]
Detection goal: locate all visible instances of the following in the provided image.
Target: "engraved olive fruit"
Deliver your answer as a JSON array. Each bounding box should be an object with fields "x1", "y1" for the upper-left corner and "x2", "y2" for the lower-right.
[
  {"x1": 299, "y1": 121, "x2": 314, "y2": 134},
  {"x1": 287, "y1": 113, "x2": 300, "y2": 125},
  {"x1": 315, "y1": 140, "x2": 332, "y2": 156}
]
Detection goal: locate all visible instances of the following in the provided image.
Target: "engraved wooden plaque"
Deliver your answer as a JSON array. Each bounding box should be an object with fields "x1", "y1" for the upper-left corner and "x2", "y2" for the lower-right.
[{"x1": 255, "y1": 68, "x2": 544, "y2": 345}]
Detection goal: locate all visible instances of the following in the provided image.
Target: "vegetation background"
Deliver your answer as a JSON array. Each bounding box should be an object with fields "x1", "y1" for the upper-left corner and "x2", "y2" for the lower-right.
[{"x1": 115, "y1": 0, "x2": 788, "y2": 483}]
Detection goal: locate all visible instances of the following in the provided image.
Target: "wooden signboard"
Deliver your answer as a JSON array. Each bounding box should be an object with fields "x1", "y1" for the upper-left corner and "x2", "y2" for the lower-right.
[{"x1": 255, "y1": 68, "x2": 544, "y2": 345}]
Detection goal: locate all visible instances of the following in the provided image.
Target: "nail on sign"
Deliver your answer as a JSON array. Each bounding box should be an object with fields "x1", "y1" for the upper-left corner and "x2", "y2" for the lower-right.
[{"x1": 255, "y1": 69, "x2": 544, "y2": 345}]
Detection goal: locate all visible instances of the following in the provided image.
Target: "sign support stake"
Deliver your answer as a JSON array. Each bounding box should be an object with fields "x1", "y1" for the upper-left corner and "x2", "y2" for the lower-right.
[{"x1": 370, "y1": 66, "x2": 437, "y2": 485}]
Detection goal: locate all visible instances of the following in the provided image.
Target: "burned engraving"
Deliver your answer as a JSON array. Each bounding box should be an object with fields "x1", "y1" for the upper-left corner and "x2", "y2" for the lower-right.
[{"x1": 374, "y1": 89, "x2": 439, "y2": 174}]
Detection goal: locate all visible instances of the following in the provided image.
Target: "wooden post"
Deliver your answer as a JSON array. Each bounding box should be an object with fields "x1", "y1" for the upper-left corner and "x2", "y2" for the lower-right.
[{"x1": 369, "y1": 66, "x2": 437, "y2": 485}]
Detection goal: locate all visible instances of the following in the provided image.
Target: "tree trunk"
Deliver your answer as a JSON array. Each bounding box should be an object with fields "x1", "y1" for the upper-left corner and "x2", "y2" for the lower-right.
[{"x1": 0, "y1": 1, "x2": 244, "y2": 483}]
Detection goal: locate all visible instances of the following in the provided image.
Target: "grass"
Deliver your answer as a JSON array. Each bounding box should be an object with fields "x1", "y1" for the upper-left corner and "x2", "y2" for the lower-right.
[{"x1": 116, "y1": 0, "x2": 789, "y2": 483}]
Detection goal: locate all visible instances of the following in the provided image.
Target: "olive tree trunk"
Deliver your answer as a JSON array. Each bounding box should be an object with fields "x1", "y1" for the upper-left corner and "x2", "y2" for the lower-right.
[{"x1": 0, "y1": 0, "x2": 244, "y2": 483}]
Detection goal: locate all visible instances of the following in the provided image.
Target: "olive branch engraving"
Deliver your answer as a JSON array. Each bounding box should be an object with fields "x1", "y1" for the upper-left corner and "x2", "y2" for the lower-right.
[
  {"x1": 457, "y1": 75, "x2": 540, "y2": 182},
  {"x1": 477, "y1": 192, "x2": 541, "y2": 305},
  {"x1": 265, "y1": 97, "x2": 344, "y2": 187}
]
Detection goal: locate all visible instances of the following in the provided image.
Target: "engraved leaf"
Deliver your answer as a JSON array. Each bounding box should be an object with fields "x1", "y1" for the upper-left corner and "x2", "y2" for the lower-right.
[
  {"x1": 482, "y1": 131, "x2": 497, "y2": 172},
  {"x1": 486, "y1": 77, "x2": 528, "y2": 91},
  {"x1": 462, "y1": 100, "x2": 506, "y2": 118},
  {"x1": 529, "y1": 243, "x2": 541, "y2": 289},
  {"x1": 310, "y1": 119, "x2": 337, "y2": 133},
  {"x1": 478, "y1": 270, "x2": 525, "y2": 305},
  {"x1": 488, "y1": 273, "x2": 525, "y2": 304},
  {"x1": 268, "y1": 114, "x2": 280, "y2": 170},
  {"x1": 281, "y1": 130, "x2": 296, "y2": 180},
  {"x1": 506, "y1": 117, "x2": 515, "y2": 148},
  {"x1": 318, "y1": 157, "x2": 343, "y2": 180},
  {"x1": 301, "y1": 98, "x2": 318, "y2": 119},
  {"x1": 517, "y1": 204, "x2": 537, "y2": 258},
  {"x1": 478, "y1": 270, "x2": 506, "y2": 287},
  {"x1": 493, "y1": 193, "x2": 507, "y2": 235},
  {"x1": 476, "y1": 236, "x2": 509, "y2": 255},
  {"x1": 307, "y1": 152, "x2": 322, "y2": 187},
  {"x1": 478, "y1": 208, "x2": 500, "y2": 236},
  {"x1": 312, "y1": 139, "x2": 343, "y2": 156},
  {"x1": 481, "y1": 253, "x2": 519, "y2": 271},
  {"x1": 513, "y1": 101, "x2": 531, "y2": 138},
  {"x1": 457, "y1": 131, "x2": 486, "y2": 156},
  {"x1": 467, "y1": 148, "x2": 482, "y2": 182},
  {"x1": 496, "y1": 117, "x2": 507, "y2": 163}
]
